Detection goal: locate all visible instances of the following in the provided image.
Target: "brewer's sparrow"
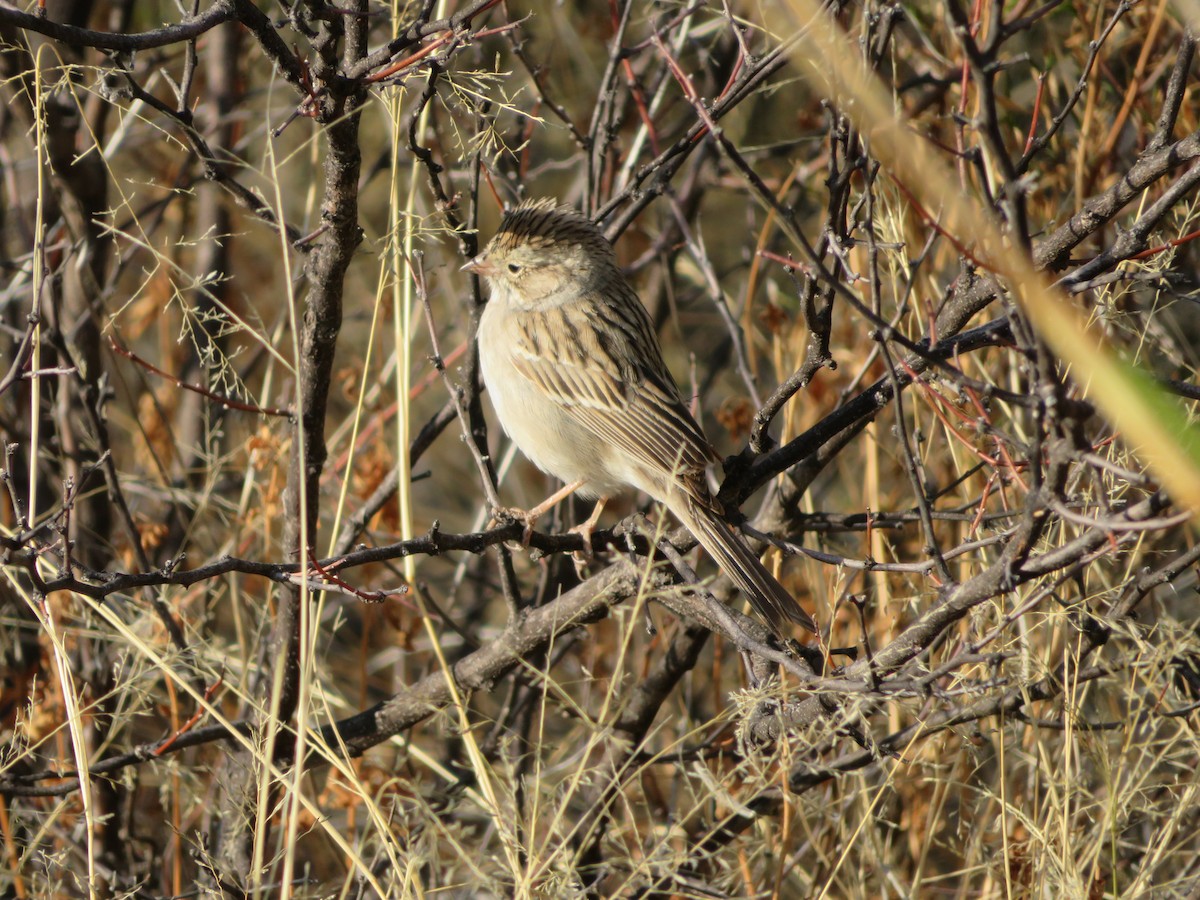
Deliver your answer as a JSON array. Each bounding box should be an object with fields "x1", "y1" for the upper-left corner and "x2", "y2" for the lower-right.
[{"x1": 466, "y1": 199, "x2": 815, "y2": 635}]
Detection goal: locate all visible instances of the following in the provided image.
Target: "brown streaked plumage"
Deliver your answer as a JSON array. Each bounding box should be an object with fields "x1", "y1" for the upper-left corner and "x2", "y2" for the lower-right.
[{"x1": 467, "y1": 198, "x2": 816, "y2": 635}]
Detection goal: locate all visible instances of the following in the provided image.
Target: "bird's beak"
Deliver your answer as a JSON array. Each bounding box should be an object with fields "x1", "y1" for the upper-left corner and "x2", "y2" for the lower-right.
[{"x1": 462, "y1": 255, "x2": 496, "y2": 277}]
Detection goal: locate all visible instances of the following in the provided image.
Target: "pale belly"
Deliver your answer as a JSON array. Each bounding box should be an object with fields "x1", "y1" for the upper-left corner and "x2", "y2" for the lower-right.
[{"x1": 478, "y1": 304, "x2": 629, "y2": 499}]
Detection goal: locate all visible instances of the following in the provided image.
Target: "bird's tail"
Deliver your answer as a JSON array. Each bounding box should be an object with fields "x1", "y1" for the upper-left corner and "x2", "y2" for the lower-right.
[{"x1": 673, "y1": 497, "x2": 816, "y2": 635}]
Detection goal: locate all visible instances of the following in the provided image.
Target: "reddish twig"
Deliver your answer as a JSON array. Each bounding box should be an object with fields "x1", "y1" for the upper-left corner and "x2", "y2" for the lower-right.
[
  {"x1": 1129, "y1": 226, "x2": 1200, "y2": 261},
  {"x1": 153, "y1": 677, "x2": 224, "y2": 757},
  {"x1": 890, "y1": 175, "x2": 993, "y2": 272},
  {"x1": 757, "y1": 248, "x2": 814, "y2": 274},
  {"x1": 306, "y1": 550, "x2": 408, "y2": 604},
  {"x1": 107, "y1": 336, "x2": 293, "y2": 418},
  {"x1": 1023, "y1": 71, "x2": 1047, "y2": 156}
]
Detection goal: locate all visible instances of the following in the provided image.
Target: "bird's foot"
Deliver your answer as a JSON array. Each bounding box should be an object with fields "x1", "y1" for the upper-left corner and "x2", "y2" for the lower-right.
[
  {"x1": 567, "y1": 521, "x2": 595, "y2": 578},
  {"x1": 489, "y1": 480, "x2": 588, "y2": 547},
  {"x1": 567, "y1": 496, "x2": 608, "y2": 577},
  {"x1": 489, "y1": 505, "x2": 539, "y2": 546}
]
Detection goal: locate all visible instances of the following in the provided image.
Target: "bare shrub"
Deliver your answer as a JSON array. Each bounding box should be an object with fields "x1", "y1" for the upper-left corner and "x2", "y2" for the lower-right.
[{"x1": 2, "y1": 1, "x2": 1198, "y2": 896}]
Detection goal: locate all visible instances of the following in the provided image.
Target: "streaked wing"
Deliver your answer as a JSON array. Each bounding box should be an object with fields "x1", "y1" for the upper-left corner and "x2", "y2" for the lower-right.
[{"x1": 509, "y1": 283, "x2": 715, "y2": 493}]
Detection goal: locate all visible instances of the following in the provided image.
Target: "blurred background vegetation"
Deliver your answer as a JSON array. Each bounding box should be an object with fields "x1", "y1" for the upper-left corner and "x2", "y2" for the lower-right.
[{"x1": 2, "y1": 0, "x2": 1199, "y2": 896}]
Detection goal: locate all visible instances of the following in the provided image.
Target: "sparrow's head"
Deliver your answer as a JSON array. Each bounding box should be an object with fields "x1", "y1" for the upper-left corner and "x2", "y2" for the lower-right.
[{"x1": 464, "y1": 199, "x2": 616, "y2": 305}]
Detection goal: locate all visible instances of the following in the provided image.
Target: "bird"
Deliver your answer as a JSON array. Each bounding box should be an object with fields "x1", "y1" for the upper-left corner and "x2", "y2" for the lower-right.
[{"x1": 465, "y1": 198, "x2": 816, "y2": 636}]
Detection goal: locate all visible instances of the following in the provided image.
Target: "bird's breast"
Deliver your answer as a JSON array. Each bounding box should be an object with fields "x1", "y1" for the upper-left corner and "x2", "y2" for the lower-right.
[{"x1": 478, "y1": 302, "x2": 626, "y2": 498}]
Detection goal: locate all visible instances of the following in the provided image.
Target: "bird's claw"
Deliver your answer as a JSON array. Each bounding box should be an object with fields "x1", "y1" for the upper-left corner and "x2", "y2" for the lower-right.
[
  {"x1": 567, "y1": 520, "x2": 596, "y2": 577},
  {"x1": 489, "y1": 505, "x2": 537, "y2": 546}
]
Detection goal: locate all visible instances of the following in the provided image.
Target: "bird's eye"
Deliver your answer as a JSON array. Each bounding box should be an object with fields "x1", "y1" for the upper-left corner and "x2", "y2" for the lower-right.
[{"x1": 507, "y1": 263, "x2": 521, "y2": 274}]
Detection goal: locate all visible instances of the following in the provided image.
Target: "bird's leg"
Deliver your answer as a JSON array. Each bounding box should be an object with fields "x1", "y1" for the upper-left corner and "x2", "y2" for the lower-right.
[
  {"x1": 568, "y1": 495, "x2": 608, "y2": 575},
  {"x1": 491, "y1": 479, "x2": 586, "y2": 544}
]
